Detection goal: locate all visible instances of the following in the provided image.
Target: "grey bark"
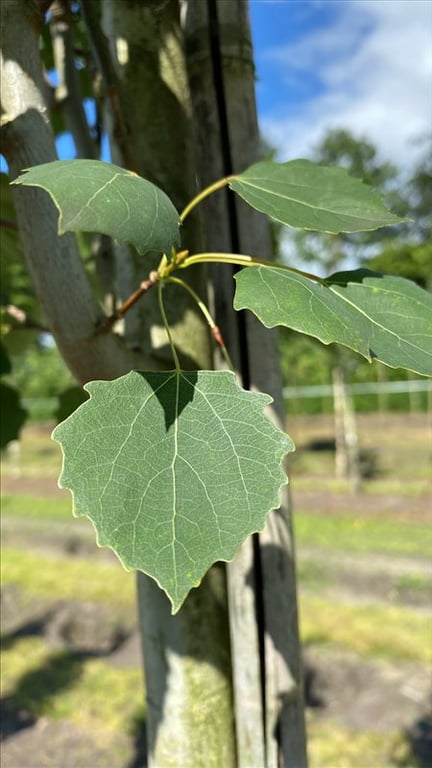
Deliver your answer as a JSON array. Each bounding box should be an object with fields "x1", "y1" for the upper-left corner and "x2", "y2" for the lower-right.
[
  {"x1": 0, "y1": 0, "x2": 149, "y2": 385},
  {"x1": 2, "y1": 1, "x2": 308, "y2": 765},
  {"x1": 184, "y1": 2, "x2": 307, "y2": 766},
  {"x1": 96, "y1": 2, "x2": 237, "y2": 766}
]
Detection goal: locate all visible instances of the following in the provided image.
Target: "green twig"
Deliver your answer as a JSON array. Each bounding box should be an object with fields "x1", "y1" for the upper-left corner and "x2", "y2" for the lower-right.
[
  {"x1": 158, "y1": 281, "x2": 181, "y2": 372},
  {"x1": 166, "y1": 277, "x2": 235, "y2": 371},
  {"x1": 179, "y1": 252, "x2": 325, "y2": 284},
  {"x1": 179, "y1": 176, "x2": 235, "y2": 223}
]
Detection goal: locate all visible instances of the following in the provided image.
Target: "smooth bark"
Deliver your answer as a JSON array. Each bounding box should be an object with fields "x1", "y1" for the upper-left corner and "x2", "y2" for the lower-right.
[
  {"x1": 0, "y1": 0, "x2": 149, "y2": 384},
  {"x1": 96, "y1": 2, "x2": 237, "y2": 765},
  {"x1": 184, "y1": 2, "x2": 307, "y2": 766},
  {"x1": 2, "y1": 1, "x2": 308, "y2": 765}
]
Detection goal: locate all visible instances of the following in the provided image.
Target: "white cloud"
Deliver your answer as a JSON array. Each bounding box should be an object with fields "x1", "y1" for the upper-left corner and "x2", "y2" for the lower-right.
[{"x1": 259, "y1": 0, "x2": 432, "y2": 171}]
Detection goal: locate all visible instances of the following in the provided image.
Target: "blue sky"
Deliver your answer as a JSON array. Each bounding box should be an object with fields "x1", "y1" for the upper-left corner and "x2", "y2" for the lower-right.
[
  {"x1": 2, "y1": 0, "x2": 430, "y2": 176},
  {"x1": 249, "y1": 0, "x2": 432, "y2": 172}
]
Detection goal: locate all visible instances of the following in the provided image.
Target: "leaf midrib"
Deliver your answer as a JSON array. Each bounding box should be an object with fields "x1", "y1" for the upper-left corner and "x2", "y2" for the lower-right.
[
  {"x1": 329, "y1": 282, "x2": 432, "y2": 358},
  {"x1": 263, "y1": 266, "x2": 432, "y2": 359},
  {"x1": 237, "y1": 178, "x2": 393, "y2": 224}
]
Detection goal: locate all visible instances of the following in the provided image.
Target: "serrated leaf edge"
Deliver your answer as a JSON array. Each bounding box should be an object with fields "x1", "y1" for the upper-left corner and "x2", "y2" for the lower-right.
[{"x1": 52, "y1": 370, "x2": 293, "y2": 613}]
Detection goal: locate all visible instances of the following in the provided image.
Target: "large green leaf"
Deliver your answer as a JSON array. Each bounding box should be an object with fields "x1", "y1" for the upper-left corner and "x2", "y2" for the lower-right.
[
  {"x1": 234, "y1": 267, "x2": 432, "y2": 376},
  {"x1": 230, "y1": 160, "x2": 405, "y2": 233},
  {"x1": 12, "y1": 160, "x2": 181, "y2": 256},
  {"x1": 53, "y1": 370, "x2": 293, "y2": 612}
]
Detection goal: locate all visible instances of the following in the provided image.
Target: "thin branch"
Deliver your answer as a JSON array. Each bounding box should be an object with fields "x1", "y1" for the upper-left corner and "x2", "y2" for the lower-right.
[
  {"x1": 49, "y1": 0, "x2": 97, "y2": 158},
  {"x1": 158, "y1": 281, "x2": 180, "y2": 372},
  {"x1": 80, "y1": 0, "x2": 133, "y2": 168},
  {"x1": 96, "y1": 271, "x2": 159, "y2": 335}
]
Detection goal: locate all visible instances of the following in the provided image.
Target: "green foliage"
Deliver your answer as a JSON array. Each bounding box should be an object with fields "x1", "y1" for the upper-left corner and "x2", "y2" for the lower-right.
[
  {"x1": 0, "y1": 382, "x2": 27, "y2": 449},
  {"x1": 55, "y1": 386, "x2": 89, "y2": 424},
  {"x1": 1, "y1": 174, "x2": 41, "y2": 322},
  {"x1": 275, "y1": 131, "x2": 431, "y2": 407},
  {"x1": 235, "y1": 267, "x2": 432, "y2": 376},
  {"x1": 314, "y1": 129, "x2": 399, "y2": 188},
  {"x1": 301, "y1": 595, "x2": 431, "y2": 662},
  {"x1": 53, "y1": 370, "x2": 293, "y2": 612},
  {"x1": 366, "y1": 241, "x2": 432, "y2": 289},
  {"x1": 13, "y1": 160, "x2": 181, "y2": 257},
  {"x1": 5, "y1": 340, "x2": 75, "y2": 399},
  {"x1": 12, "y1": 156, "x2": 431, "y2": 609},
  {"x1": 230, "y1": 159, "x2": 404, "y2": 233},
  {"x1": 0, "y1": 342, "x2": 11, "y2": 375},
  {"x1": 288, "y1": 129, "x2": 407, "y2": 263},
  {"x1": 406, "y1": 138, "x2": 432, "y2": 241},
  {"x1": 0, "y1": 342, "x2": 27, "y2": 449}
]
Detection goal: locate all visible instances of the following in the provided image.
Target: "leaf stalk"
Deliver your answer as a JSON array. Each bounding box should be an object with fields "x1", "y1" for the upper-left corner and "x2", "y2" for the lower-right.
[
  {"x1": 179, "y1": 176, "x2": 236, "y2": 223},
  {"x1": 158, "y1": 281, "x2": 181, "y2": 372},
  {"x1": 179, "y1": 253, "x2": 325, "y2": 284},
  {"x1": 166, "y1": 277, "x2": 235, "y2": 371}
]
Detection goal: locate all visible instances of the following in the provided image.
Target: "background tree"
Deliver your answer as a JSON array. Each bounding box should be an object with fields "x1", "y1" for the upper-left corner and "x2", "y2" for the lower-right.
[
  {"x1": 279, "y1": 128, "x2": 426, "y2": 487},
  {"x1": 278, "y1": 131, "x2": 432, "y2": 391},
  {"x1": 286, "y1": 128, "x2": 405, "y2": 274},
  {"x1": 366, "y1": 137, "x2": 432, "y2": 289}
]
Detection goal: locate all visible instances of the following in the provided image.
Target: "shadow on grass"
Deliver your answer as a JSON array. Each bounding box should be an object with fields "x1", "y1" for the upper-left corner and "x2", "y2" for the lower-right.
[
  {"x1": 1, "y1": 613, "x2": 132, "y2": 740},
  {"x1": 1, "y1": 650, "x2": 85, "y2": 741},
  {"x1": 304, "y1": 438, "x2": 380, "y2": 479},
  {"x1": 1, "y1": 611, "x2": 56, "y2": 650},
  {"x1": 127, "y1": 711, "x2": 148, "y2": 768},
  {"x1": 395, "y1": 713, "x2": 432, "y2": 768}
]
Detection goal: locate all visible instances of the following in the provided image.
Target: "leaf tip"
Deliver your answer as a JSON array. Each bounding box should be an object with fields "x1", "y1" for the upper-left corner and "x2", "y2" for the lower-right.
[{"x1": 10, "y1": 169, "x2": 30, "y2": 186}]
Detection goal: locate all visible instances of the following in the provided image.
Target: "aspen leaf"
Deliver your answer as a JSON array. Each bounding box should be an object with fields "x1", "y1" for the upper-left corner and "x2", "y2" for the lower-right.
[
  {"x1": 234, "y1": 267, "x2": 432, "y2": 376},
  {"x1": 230, "y1": 160, "x2": 406, "y2": 233},
  {"x1": 13, "y1": 160, "x2": 181, "y2": 256},
  {"x1": 53, "y1": 370, "x2": 293, "y2": 613}
]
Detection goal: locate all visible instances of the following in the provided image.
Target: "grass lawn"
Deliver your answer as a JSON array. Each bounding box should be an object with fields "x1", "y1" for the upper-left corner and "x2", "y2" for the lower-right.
[
  {"x1": 1, "y1": 635, "x2": 144, "y2": 743},
  {"x1": 295, "y1": 512, "x2": 432, "y2": 558},
  {"x1": 1, "y1": 495, "x2": 72, "y2": 520},
  {"x1": 1, "y1": 414, "x2": 431, "y2": 768}
]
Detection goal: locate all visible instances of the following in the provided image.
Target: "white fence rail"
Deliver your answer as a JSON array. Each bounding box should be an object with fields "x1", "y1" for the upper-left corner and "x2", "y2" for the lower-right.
[
  {"x1": 283, "y1": 379, "x2": 432, "y2": 400},
  {"x1": 20, "y1": 380, "x2": 432, "y2": 412}
]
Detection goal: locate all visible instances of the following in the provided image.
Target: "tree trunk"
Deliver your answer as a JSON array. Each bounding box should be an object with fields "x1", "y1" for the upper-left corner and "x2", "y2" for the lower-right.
[
  {"x1": 2, "y1": 1, "x2": 236, "y2": 766},
  {"x1": 94, "y1": 2, "x2": 237, "y2": 765},
  {"x1": 2, "y1": 1, "x2": 307, "y2": 765},
  {"x1": 184, "y1": 3, "x2": 307, "y2": 766},
  {"x1": 0, "y1": 0, "x2": 148, "y2": 384}
]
